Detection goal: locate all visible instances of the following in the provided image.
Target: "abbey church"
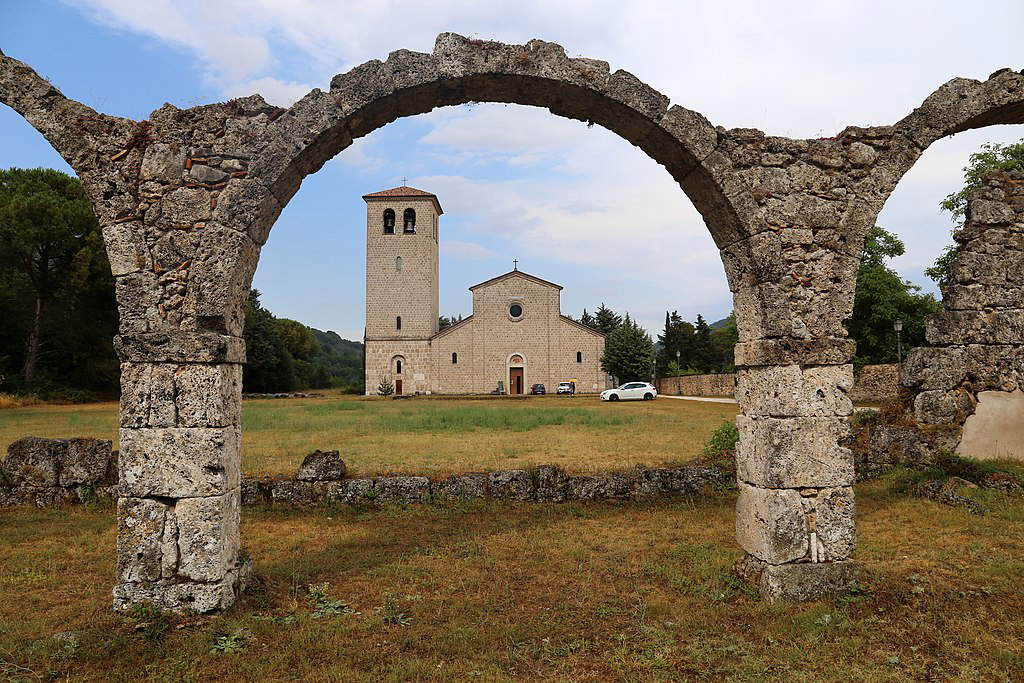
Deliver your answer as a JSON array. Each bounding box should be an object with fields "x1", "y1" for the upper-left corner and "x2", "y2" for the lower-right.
[{"x1": 362, "y1": 186, "x2": 610, "y2": 395}]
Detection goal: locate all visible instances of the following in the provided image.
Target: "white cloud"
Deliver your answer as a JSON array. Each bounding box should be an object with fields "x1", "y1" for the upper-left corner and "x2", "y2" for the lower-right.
[
  {"x1": 441, "y1": 240, "x2": 497, "y2": 260},
  {"x1": 222, "y1": 77, "x2": 313, "y2": 107}
]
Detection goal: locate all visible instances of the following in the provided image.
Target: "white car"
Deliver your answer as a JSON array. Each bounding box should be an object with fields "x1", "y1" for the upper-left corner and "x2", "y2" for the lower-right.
[{"x1": 601, "y1": 382, "x2": 658, "y2": 402}]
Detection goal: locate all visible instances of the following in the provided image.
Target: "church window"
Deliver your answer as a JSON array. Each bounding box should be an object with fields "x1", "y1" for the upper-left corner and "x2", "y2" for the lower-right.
[
  {"x1": 396, "y1": 359, "x2": 402, "y2": 373},
  {"x1": 576, "y1": 351, "x2": 582, "y2": 363},
  {"x1": 395, "y1": 256, "x2": 402, "y2": 271},
  {"x1": 452, "y1": 352, "x2": 458, "y2": 364},
  {"x1": 509, "y1": 303, "x2": 523, "y2": 319},
  {"x1": 396, "y1": 316, "x2": 402, "y2": 330},
  {"x1": 383, "y1": 209, "x2": 395, "y2": 234},
  {"x1": 403, "y1": 208, "x2": 416, "y2": 233}
]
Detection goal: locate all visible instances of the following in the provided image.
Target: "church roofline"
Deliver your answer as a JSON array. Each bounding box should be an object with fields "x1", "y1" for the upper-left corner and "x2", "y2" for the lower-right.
[
  {"x1": 560, "y1": 315, "x2": 606, "y2": 337},
  {"x1": 468, "y1": 269, "x2": 563, "y2": 292},
  {"x1": 362, "y1": 185, "x2": 443, "y2": 214},
  {"x1": 430, "y1": 314, "x2": 474, "y2": 339}
]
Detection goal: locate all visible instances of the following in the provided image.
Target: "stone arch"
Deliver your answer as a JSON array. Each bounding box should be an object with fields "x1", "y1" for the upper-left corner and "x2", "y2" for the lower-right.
[{"x1": 3, "y1": 36, "x2": 1023, "y2": 611}]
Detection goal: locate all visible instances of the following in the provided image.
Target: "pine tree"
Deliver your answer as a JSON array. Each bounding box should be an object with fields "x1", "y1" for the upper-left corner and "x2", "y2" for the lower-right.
[
  {"x1": 600, "y1": 317, "x2": 655, "y2": 383},
  {"x1": 579, "y1": 308, "x2": 596, "y2": 329},
  {"x1": 692, "y1": 314, "x2": 715, "y2": 373},
  {"x1": 594, "y1": 303, "x2": 622, "y2": 336},
  {"x1": 377, "y1": 375, "x2": 395, "y2": 397}
]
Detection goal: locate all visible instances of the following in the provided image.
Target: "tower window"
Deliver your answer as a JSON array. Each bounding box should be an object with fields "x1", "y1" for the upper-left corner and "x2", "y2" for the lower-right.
[
  {"x1": 396, "y1": 316, "x2": 402, "y2": 330},
  {"x1": 576, "y1": 351, "x2": 582, "y2": 363},
  {"x1": 403, "y1": 208, "x2": 416, "y2": 233},
  {"x1": 452, "y1": 352, "x2": 458, "y2": 364},
  {"x1": 395, "y1": 256, "x2": 402, "y2": 271},
  {"x1": 396, "y1": 359, "x2": 402, "y2": 374},
  {"x1": 383, "y1": 209, "x2": 395, "y2": 234}
]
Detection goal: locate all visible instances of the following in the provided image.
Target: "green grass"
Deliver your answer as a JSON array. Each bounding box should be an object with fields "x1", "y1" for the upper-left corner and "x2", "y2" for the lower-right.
[
  {"x1": 2, "y1": 394, "x2": 738, "y2": 477},
  {"x1": 2, "y1": 483, "x2": 1023, "y2": 680}
]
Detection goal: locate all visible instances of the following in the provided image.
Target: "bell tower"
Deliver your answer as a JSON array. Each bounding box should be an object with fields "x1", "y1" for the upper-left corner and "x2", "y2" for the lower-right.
[{"x1": 362, "y1": 185, "x2": 442, "y2": 341}]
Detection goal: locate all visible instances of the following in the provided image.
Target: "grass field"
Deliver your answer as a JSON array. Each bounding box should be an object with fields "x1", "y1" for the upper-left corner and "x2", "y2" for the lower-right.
[
  {"x1": 1, "y1": 480, "x2": 1022, "y2": 681},
  {"x1": 0, "y1": 395, "x2": 739, "y2": 477}
]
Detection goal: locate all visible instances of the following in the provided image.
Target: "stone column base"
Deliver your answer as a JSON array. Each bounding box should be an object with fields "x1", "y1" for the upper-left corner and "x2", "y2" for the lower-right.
[
  {"x1": 735, "y1": 554, "x2": 859, "y2": 602},
  {"x1": 113, "y1": 553, "x2": 253, "y2": 614}
]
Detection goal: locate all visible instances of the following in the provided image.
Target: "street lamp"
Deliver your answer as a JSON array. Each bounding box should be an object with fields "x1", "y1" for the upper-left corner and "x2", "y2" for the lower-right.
[
  {"x1": 671, "y1": 352, "x2": 679, "y2": 395},
  {"x1": 894, "y1": 318, "x2": 904, "y2": 364}
]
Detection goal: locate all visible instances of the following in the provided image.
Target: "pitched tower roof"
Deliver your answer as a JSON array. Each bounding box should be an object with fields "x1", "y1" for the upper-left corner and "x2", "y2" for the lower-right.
[{"x1": 362, "y1": 185, "x2": 443, "y2": 214}]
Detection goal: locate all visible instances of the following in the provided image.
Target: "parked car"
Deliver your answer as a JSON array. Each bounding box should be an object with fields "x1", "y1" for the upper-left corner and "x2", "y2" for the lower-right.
[
  {"x1": 529, "y1": 383, "x2": 546, "y2": 395},
  {"x1": 600, "y1": 382, "x2": 657, "y2": 402},
  {"x1": 556, "y1": 381, "x2": 575, "y2": 395}
]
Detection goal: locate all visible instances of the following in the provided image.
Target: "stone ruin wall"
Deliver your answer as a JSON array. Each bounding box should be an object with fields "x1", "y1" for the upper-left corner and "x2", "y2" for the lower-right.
[
  {"x1": 899, "y1": 170, "x2": 1024, "y2": 460},
  {"x1": 657, "y1": 373, "x2": 737, "y2": 397},
  {"x1": 3, "y1": 33, "x2": 1024, "y2": 611}
]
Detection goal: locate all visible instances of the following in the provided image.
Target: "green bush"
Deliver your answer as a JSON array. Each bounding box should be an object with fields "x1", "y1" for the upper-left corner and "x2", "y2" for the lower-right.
[{"x1": 703, "y1": 420, "x2": 739, "y2": 458}]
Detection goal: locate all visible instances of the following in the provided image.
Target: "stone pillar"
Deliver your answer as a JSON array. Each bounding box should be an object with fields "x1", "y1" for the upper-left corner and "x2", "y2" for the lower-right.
[
  {"x1": 112, "y1": 332, "x2": 249, "y2": 613},
  {"x1": 732, "y1": 350, "x2": 859, "y2": 600}
]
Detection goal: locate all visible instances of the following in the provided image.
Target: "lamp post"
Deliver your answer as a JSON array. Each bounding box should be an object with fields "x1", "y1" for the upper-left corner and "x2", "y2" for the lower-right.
[
  {"x1": 676, "y1": 350, "x2": 681, "y2": 395},
  {"x1": 894, "y1": 318, "x2": 904, "y2": 364}
]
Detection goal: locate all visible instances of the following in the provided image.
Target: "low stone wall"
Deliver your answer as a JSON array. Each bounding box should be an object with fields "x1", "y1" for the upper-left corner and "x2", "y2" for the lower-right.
[
  {"x1": 657, "y1": 364, "x2": 899, "y2": 403},
  {"x1": 848, "y1": 364, "x2": 899, "y2": 405},
  {"x1": 1, "y1": 441, "x2": 731, "y2": 509},
  {"x1": 0, "y1": 437, "x2": 117, "y2": 506},
  {"x1": 657, "y1": 373, "x2": 736, "y2": 397}
]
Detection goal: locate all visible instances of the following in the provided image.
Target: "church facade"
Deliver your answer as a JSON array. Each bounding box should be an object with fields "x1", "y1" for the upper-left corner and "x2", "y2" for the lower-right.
[{"x1": 362, "y1": 186, "x2": 609, "y2": 395}]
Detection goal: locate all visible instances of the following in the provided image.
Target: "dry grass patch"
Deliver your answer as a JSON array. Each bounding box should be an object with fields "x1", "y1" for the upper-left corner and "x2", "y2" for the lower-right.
[
  {"x1": 2, "y1": 481, "x2": 1023, "y2": 680},
  {"x1": 0, "y1": 395, "x2": 738, "y2": 477}
]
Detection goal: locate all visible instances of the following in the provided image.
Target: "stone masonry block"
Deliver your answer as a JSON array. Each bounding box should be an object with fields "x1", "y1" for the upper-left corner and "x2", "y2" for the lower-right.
[
  {"x1": 740, "y1": 556, "x2": 860, "y2": 602},
  {"x1": 119, "y1": 426, "x2": 240, "y2": 498},
  {"x1": 2, "y1": 437, "x2": 62, "y2": 487},
  {"x1": 733, "y1": 338, "x2": 855, "y2": 367},
  {"x1": 926, "y1": 310, "x2": 1024, "y2": 345},
  {"x1": 114, "y1": 332, "x2": 246, "y2": 364},
  {"x1": 736, "y1": 415, "x2": 853, "y2": 488},
  {"x1": 60, "y1": 438, "x2": 114, "y2": 487},
  {"x1": 117, "y1": 497, "x2": 177, "y2": 583},
  {"x1": 120, "y1": 363, "x2": 241, "y2": 428},
  {"x1": 736, "y1": 364, "x2": 853, "y2": 418},
  {"x1": 432, "y1": 473, "x2": 488, "y2": 501},
  {"x1": 735, "y1": 483, "x2": 808, "y2": 564},
  {"x1": 812, "y1": 487, "x2": 856, "y2": 562},
  {"x1": 175, "y1": 490, "x2": 240, "y2": 582},
  {"x1": 140, "y1": 143, "x2": 185, "y2": 184},
  {"x1": 489, "y1": 470, "x2": 534, "y2": 500},
  {"x1": 102, "y1": 222, "x2": 151, "y2": 276},
  {"x1": 375, "y1": 476, "x2": 431, "y2": 504}
]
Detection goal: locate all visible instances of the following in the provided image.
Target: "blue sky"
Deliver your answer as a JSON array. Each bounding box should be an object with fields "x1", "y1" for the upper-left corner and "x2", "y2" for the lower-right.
[{"x1": 2, "y1": 0, "x2": 1022, "y2": 340}]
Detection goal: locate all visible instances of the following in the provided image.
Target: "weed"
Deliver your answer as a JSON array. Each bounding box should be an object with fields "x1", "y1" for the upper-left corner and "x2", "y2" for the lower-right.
[
  {"x1": 210, "y1": 629, "x2": 249, "y2": 654},
  {"x1": 378, "y1": 591, "x2": 412, "y2": 626},
  {"x1": 127, "y1": 602, "x2": 172, "y2": 642},
  {"x1": 307, "y1": 582, "x2": 358, "y2": 618}
]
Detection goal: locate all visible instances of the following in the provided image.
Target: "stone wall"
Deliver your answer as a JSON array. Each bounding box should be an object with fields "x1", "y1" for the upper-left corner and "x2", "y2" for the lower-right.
[
  {"x1": 848, "y1": 364, "x2": 899, "y2": 405},
  {"x1": 656, "y1": 364, "x2": 897, "y2": 403},
  {"x1": 0, "y1": 437, "x2": 116, "y2": 506},
  {"x1": 901, "y1": 171, "x2": 1024, "y2": 461},
  {"x1": 657, "y1": 373, "x2": 737, "y2": 397}
]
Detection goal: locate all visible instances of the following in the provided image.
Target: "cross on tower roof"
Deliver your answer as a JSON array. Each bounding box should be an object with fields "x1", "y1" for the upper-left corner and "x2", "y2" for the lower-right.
[
  {"x1": 402, "y1": 176, "x2": 407, "y2": 185},
  {"x1": 513, "y1": 259, "x2": 518, "y2": 270}
]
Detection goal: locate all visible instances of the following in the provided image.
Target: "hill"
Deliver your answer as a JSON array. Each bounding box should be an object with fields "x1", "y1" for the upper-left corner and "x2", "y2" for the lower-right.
[{"x1": 309, "y1": 328, "x2": 364, "y2": 392}]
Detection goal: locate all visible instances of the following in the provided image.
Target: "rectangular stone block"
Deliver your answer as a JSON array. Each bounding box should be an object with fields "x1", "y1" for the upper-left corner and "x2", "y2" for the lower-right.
[
  {"x1": 926, "y1": 309, "x2": 1024, "y2": 345},
  {"x1": 736, "y1": 364, "x2": 853, "y2": 417},
  {"x1": 175, "y1": 490, "x2": 240, "y2": 582},
  {"x1": 2, "y1": 437, "x2": 62, "y2": 487},
  {"x1": 736, "y1": 416, "x2": 853, "y2": 488},
  {"x1": 103, "y1": 222, "x2": 152, "y2": 276},
  {"x1": 431, "y1": 473, "x2": 488, "y2": 501},
  {"x1": 811, "y1": 487, "x2": 856, "y2": 561},
  {"x1": 117, "y1": 497, "x2": 177, "y2": 583},
  {"x1": 114, "y1": 332, "x2": 246, "y2": 363},
  {"x1": 488, "y1": 470, "x2": 534, "y2": 500},
  {"x1": 60, "y1": 438, "x2": 114, "y2": 486},
  {"x1": 734, "y1": 338, "x2": 855, "y2": 367},
  {"x1": 375, "y1": 476, "x2": 431, "y2": 504},
  {"x1": 749, "y1": 557, "x2": 860, "y2": 602},
  {"x1": 119, "y1": 426, "x2": 240, "y2": 498},
  {"x1": 735, "y1": 483, "x2": 809, "y2": 564}
]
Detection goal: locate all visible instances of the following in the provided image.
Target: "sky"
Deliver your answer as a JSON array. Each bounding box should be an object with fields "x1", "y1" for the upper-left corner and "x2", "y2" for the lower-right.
[{"x1": 1, "y1": 0, "x2": 1022, "y2": 340}]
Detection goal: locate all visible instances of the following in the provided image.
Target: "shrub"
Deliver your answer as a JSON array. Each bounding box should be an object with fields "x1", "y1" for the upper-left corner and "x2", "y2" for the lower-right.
[
  {"x1": 703, "y1": 420, "x2": 739, "y2": 458},
  {"x1": 377, "y1": 376, "x2": 395, "y2": 397}
]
